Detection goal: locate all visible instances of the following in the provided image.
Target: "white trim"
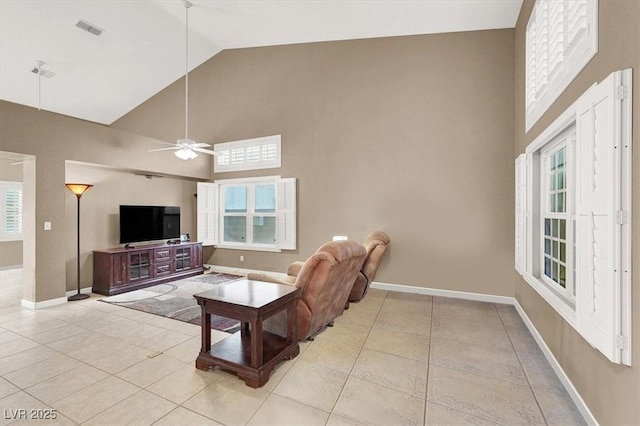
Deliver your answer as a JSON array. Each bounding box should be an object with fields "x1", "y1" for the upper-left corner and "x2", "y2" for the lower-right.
[
  {"x1": 21, "y1": 296, "x2": 67, "y2": 310},
  {"x1": 526, "y1": 94, "x2": 582, "y2": 155},
  {"x1": 369, "y1": 281, "x2": 514, "y2": 305},
  {"x1": 214, "y1": 175, "x2": 281, "y2": 185},
  {"x1": 20, "y1": 286, "x2": 92, "y2": 310},
  {"x1": 514, "y1": 300, "x2": 598, "y2": 426},
  {"x1": 215, "y1": 244, "x2": 281, "y2": 253}
]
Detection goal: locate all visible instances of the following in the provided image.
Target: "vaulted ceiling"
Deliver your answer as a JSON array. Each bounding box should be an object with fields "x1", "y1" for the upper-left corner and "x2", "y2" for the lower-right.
[{"x1": 0, "y1": 0, "x2": 523, "y2": 125}]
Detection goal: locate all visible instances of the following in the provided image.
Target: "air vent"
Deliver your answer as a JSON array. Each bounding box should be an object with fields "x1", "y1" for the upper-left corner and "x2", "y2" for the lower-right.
[
  {"x1": 30, "y1": 67, "x2": 55, "y2": 79},
  {"x1": 76, "y1": 19, "x2": 104, "y2": 36}
]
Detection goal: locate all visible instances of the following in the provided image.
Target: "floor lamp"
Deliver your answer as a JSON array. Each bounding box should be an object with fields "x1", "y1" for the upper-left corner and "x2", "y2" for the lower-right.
[{"x1": 66, "y1": 183, "x2": 93, "y2": 301}]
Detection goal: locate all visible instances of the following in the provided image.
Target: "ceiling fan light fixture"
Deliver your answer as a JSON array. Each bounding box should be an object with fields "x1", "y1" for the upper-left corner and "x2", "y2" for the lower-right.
[{"x1": 175, "y1": 148, "x2": 198, "y2": 160}]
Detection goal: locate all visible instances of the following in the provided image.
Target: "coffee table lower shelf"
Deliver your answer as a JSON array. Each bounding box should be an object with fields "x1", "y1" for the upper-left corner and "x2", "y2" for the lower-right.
[{"x1": 195, "y1": 330, "x2": 300, "y2": 388}]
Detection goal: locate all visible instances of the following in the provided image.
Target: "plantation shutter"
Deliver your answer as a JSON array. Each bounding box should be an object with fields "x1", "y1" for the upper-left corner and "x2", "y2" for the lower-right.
[
  {"x1": 525, "y1": 0, "x2": 597, "y2": 131},
  {"x1": 276, "y1": 178, "x2": 296, "y2": 250},
  {"x1": 515, "y1": 154, "x2": 528, "y2": 275},
  {"x1": 197, "y1": 182, "x2": 219, "y2": 246},
  {"x1": 574, "y1": 70, "x2": 624, "y2": 363},
  {"x1": 1, "y1": 182, "x2": 23, "y2": 240}
]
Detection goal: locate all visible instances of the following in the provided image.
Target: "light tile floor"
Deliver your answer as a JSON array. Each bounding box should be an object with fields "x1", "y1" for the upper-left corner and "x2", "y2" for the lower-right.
[{"x1": 0, "y1": 268, "x2": 586, "y2": 425}]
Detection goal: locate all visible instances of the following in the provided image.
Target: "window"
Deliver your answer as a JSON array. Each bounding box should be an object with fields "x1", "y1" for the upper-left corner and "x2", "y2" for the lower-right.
[
  {"x1": 197, "y1": 176, "x2": 296, "y2": 251},
  {"x1": 214, "y1": 135, "x2": 281, "y2": 173},
  {"x1": 515, "y1": 69, "x2": 632, "y2": 365},
  {"x1": 525, "y1": 0, "x2": 598, "y2": 131},
  {"x1": 540, "y1": 132, "x2": 574, "y2": 301},
  {"x1": 1, "y1": 181, "x2": 23, "y2": 241}
]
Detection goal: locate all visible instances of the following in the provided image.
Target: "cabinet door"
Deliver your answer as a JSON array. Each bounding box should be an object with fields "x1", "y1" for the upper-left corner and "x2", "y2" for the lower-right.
[
  {"x1": 128, "y1": 251, "x2": 151, "y2": 281},
  {"x1": 174, "y1": 246, "x2": 192, "y2": 271},
  {"x1": 191, "y1": 244, "x2": 202, "y2": 269},
  {"x1": 111, "y1": 253, "x2": 128, "y2": 286}
]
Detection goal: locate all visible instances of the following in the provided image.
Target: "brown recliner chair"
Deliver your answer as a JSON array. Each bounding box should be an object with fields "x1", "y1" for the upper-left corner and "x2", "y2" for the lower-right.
[
  {"x1": 348, "y1": 231, "x2": 390, "y2": 302},
  {"x1": 247, "y1": 240, "x2": 366, "y2": 340}
]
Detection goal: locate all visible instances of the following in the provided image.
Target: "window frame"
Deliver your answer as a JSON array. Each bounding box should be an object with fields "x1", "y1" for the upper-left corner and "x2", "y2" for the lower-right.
[
  {"x1": 0, "y1": 181, "x2": 23, "y2": 242},
  {"x1": 539, "y1": 131, "x2": 575, "y2": 303},
  {"x1": 197, "y1": 175, "x2": 296, "y2": 252},
  {"x1": 219, "y1": 176, "x2": 279, "y2": 251}
]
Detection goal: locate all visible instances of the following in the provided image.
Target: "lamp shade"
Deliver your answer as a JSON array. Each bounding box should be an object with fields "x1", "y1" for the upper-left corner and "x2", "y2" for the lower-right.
[{"x1": 65, "y1": 183, "x2": 93, "y2": 197}]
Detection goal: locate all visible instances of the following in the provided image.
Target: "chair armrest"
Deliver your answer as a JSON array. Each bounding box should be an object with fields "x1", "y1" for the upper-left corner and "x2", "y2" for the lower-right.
[
  {"x1": 247, "y1": 272, "x2": 296, "y2": 286},
  {"x1": 286, "y1": 261, "x2": 305, "y2": 277}
]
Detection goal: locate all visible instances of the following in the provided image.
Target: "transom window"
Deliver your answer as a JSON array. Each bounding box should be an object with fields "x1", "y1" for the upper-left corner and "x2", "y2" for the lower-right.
[
  {"x1": 525, "y1": 0, "x2": 598, "y2": 131},
  {"x1": 214, "y1": 135, "x2": 281, "y2": 173}
]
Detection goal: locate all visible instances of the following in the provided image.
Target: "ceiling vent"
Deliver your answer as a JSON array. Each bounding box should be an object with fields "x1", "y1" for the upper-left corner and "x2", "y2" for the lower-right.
[{"x1": 76, "y1": 19, "x2": 104, "y2": 36}]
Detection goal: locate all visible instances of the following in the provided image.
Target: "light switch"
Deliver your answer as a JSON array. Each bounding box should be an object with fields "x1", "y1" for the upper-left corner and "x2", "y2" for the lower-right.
[{"x1": 44, "y1": 221, "x2": 51, "y2": 231}]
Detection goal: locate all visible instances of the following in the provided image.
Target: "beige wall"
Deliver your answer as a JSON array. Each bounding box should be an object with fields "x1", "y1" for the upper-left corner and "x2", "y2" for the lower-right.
[
  {"x1": 114, "y1": 29, "x2": 517, "y2": 296},
  {"x1": 0, "y1": 157, "x2": 23, "y2": 267},
  {"x1": 64, "y1": 163, "x2": 198, "y2": 292},
  {"x1": 0, "y1": 102, "x2": 211, "y2": 302},
  {"x1": 513, "y1": 1, "x2": 640, "y2": 424}
]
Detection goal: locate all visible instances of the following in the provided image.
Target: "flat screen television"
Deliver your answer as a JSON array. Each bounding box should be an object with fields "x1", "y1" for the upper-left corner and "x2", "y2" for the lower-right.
[{"x1": 119, "y1": 205, "x2": 180, "y2": 244}]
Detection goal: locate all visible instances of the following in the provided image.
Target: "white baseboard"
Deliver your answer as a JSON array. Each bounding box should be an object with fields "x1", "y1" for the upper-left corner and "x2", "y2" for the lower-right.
[
  {"x1": 205, "y1": 264, "x2": 288, "y2": 279},
  {"x1": 514, "y1": 301, "x2": 598, "y2": 426},
  {"x1": 370, "y1": 281, "x2": 515, "y2": 305},
  {"x1": 21, "y1": 296, "x2": 67, "y2": 310},
  {"x1": 21, "y1": 286, "x2": 92, "y2": 310}
]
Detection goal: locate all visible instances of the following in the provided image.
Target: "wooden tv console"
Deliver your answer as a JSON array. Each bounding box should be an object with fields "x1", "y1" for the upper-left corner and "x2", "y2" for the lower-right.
[{"x1": 92, "y1": 242, "x2": 204, "y2": 296}]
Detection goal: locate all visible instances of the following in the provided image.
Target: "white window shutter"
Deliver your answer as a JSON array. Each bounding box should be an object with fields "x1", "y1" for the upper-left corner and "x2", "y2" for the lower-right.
[
  {"x1": 276, "y1": 178, "x2": 296, "y2": 250},
  {"x1": 197, "y1": 182, "x2": 219, "y2": 246},
  {"x1": 515, "y1": 154, "x2": 528, "y2": 275},
  {"x1": 574, "y1": 70, "x2": 625, "y2": 364}
]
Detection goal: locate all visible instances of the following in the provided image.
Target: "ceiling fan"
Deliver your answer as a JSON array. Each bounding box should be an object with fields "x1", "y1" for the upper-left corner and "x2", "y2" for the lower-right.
[{"x1": 149, "y1": 0, "x2": 218, "y2": 160}]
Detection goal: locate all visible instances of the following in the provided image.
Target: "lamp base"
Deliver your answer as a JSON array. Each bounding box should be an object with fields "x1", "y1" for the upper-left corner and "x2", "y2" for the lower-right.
[{"x1": 68, "y1": 293, "x2": 90, "y2": 301}]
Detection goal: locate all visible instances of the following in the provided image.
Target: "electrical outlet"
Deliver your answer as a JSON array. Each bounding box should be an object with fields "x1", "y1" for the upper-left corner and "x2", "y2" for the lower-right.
[
  {"x1": 44, "y1": 221, "x2": 51, "y2": 231},
  {"x1": 240, "y1": 255, "x2": 244, "y2": 262}
]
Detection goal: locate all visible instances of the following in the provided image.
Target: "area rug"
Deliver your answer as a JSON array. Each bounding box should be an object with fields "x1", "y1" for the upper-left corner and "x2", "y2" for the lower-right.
[{"x1": 99, "y1": 272, "x2": 244, "y2": 333}]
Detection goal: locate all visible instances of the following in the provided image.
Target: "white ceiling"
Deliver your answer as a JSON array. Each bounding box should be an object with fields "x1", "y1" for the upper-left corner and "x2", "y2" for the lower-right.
[{"x1": 0, "y1": 0, "x2": 523, "y2": 125}]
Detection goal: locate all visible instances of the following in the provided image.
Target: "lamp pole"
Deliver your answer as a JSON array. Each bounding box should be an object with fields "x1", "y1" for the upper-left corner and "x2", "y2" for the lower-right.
[{"x1": 65, "y1": 184, "x2": 93, "y2": 301}]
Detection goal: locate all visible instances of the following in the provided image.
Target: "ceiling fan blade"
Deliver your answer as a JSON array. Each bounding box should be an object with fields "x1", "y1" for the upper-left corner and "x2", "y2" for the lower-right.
[
  {"x1": 192, "y1": 142, "x2": 212, "y2": 148},
  {"x1": 151, "y1": 140, "x2": 180, "y2": 147},
  {"x1": 148, "y1": 147, "x2": 180, "y2": 152},
  {"x1": 192, "y1": 147, "x2": 220, "y2": 156}
]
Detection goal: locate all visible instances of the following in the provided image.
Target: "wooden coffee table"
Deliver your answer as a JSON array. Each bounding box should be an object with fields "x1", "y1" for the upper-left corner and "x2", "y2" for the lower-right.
[{"x1": 193, "y1": 279, "x2": 300, "y2": 388}]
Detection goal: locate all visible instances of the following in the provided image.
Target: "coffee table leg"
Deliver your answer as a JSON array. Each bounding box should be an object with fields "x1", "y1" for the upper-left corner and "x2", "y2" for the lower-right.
[
  {"x1": 200, "y1": 305, "x2": 211, "y2": 353},
  {"x1": 195, "y1": 303, "x2": 212, "y2": 371},
  {"x1": 286, "y1": 302, "x2": 296, "y2": 343},
  {"x1": 250, "y1": 319, "x2": 263, "y2": 368}
]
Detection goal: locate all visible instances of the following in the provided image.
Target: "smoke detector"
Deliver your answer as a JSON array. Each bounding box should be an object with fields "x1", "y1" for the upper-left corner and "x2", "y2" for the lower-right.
[{"x1": 76, "y1": 19, "x2": 104, "y2": 36}]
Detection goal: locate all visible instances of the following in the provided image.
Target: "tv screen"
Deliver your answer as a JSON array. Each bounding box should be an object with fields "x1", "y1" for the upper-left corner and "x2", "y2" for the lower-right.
[{"x1": 119, "y1": 205, "x2": 180, "y2": 244}]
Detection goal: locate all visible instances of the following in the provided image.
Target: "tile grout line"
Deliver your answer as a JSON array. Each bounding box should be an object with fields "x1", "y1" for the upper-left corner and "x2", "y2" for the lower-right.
[
  {"x1": 423, "y1": 295, "x2": 435, "y2": 425},
  {"x1": 323, "y1": 291, "x2": 388, "y2": 425},
  {"x1": 497, "y1": 304, "x2": 550, "y2": 426}
]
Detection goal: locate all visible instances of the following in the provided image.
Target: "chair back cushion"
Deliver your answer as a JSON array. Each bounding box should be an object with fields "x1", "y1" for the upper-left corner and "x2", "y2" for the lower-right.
[
  {"x1": 292, "y1": 240, "x2": 366, "y2": 339},
  {"x1": 361, "y1": 231, "x2": 390, "y2": 283},
  {"x1": 348, "y1": 231, "x2": 390, "y2": 302}
]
